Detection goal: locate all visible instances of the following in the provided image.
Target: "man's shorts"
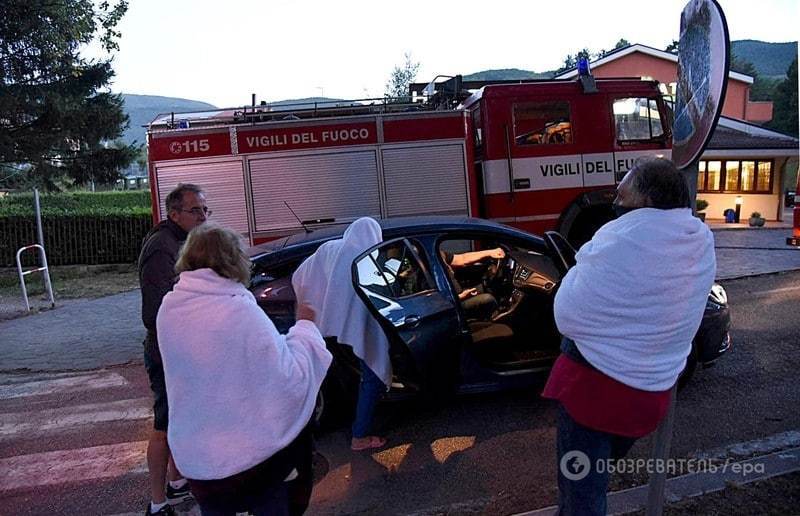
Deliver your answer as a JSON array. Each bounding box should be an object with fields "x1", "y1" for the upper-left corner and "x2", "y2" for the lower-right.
[{"x1": 143, "y1": 343, "x2": 169, "y2": 432}]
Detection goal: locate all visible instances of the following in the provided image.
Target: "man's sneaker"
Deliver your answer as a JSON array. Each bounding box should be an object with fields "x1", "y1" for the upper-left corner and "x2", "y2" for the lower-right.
[
  {"x1": 166, "y1": 481, "x2": 192, "y2": 502},
  {"x1": 144, "y1": 503, "x2": 175, "y2": 515}
]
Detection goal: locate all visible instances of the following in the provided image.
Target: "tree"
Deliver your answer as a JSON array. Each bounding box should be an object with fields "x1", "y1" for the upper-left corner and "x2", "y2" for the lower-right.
[
  {"x1": 665, "y1": 40, "x2": 679, "y2": 54},
  {"x1": 767, "y1": 58, "x2": 798, "y2": 138},
  {"x1": 0, "y1": 0, "x2": 136, "y2": 191},
  {"x1": 384, "y1": 52, "x2": 420, "y2": 100},
  {"x1": 612, "y1": 38, "x2": 630, "y2": 50},
  {"x1": 556, "y1": 39, "x2": 629, "y2": 75}
]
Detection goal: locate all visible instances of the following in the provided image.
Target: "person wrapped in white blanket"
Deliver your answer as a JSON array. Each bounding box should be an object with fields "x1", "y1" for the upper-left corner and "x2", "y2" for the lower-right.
[
  {"x1": 157, "y1": 223, "x2": 332, "y2": 515},
  {"x1": 292, "y1": 217, "x2": 391, "y2": 451},
  {"x1": 542, "y1": 157, "x2": 716, "y2": 516}
]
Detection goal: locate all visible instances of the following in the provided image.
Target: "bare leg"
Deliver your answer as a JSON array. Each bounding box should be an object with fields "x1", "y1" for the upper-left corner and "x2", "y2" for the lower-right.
[
  {"x1": 147, "y1": 429, "x2": 169, "y2": 503},
  {"x1": 167, "y1": 453, "x2": 182, "y2": 482}
]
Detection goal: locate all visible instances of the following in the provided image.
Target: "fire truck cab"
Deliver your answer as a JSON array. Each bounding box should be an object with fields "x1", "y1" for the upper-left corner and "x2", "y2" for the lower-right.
[
  {"x1": 464, "y1": 78, "x2": 672, "y2": 242},
  {"x1": 146, "y1": 74, "x2": 672, "y2": 245}
]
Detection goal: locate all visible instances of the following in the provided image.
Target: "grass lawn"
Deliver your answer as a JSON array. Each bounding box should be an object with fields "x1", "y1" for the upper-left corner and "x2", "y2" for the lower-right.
[{"x1": 0, "y1": 264, "x2": 139, "y2": 319}]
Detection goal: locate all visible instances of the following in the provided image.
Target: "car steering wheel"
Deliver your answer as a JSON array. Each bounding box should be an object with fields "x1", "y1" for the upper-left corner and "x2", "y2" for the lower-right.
[{"x1": 482, "y1": 255, "x2": 507, "y2": 290}]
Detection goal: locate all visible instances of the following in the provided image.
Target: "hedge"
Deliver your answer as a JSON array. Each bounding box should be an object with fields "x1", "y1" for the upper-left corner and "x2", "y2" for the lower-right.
[
  {"x1": 0, "y1": 191, "x2": 155, "y2": 266},
  {"x1": 0, "y1": 191, "x2": 151, "y2": 217}
]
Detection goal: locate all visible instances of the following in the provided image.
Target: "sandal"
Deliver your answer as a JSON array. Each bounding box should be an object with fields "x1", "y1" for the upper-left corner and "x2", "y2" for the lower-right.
[{"x1": 351, "y1": 435, "x2": 387, "y2": 451}]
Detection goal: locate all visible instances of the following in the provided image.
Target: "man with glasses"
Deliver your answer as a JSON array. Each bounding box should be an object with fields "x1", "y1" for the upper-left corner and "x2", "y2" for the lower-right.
[{"x1": 138, "y1": 183, "x2": 208, "y2": 515}]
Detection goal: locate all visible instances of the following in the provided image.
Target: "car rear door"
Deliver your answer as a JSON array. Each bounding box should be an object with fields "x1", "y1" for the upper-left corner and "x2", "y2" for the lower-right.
[{"x1": 351, "y1": 237, "x2": 462, "y2": 394}]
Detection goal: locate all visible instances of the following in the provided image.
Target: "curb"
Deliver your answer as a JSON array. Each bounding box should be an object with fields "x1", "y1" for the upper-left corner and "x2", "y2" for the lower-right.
[{"x1": 515, "y1": 447, "x2": 800, "y2": 516}]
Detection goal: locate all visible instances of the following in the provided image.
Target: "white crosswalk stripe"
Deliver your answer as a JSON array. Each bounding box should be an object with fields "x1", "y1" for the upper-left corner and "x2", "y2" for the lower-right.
[
  {"x1": 0, "y1": 440, "x2": 148, "y2": 491},
  {"x1": 0, "y1": 397, "x2": 151, "y2": 440},
  {"x1": 0, "y1": 368, "x2": 205, "y2": 515},
  {"x1": 0, "y1": 371, "x2": 129, "y2": 399}
]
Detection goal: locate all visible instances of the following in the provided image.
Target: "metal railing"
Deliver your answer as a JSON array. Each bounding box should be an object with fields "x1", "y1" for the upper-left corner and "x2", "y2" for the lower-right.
[{"x1": 15, "y1": 244, "x2": 55, "y2": 311}]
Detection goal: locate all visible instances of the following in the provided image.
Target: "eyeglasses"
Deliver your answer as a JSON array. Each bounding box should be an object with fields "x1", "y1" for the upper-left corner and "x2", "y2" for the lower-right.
[{"x1": 181, "y1": 207, "x2": 212, "y2": 217}]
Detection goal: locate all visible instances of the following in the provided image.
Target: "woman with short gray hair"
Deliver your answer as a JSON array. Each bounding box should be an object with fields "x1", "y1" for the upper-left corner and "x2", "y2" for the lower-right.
[{"x1": 157, "y1": 222, "x2": 332, "y2": 515}]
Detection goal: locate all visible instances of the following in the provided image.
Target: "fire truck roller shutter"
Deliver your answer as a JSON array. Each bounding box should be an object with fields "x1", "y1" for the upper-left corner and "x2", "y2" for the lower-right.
[
  {"x1": 154, "y1": 159, "x2": 249, "y2": 236},
  {"x1": 381, "y1": 144, "x2": 469, "y2": 217},
  {"x1": 248, "y1": 150, "x2": 381, "y2": 232}
]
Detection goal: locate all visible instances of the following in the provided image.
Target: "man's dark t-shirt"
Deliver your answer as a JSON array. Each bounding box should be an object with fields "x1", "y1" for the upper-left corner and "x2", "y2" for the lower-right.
[{"x1": 138, "y1": 219, "x2": 187, "y2": 362}]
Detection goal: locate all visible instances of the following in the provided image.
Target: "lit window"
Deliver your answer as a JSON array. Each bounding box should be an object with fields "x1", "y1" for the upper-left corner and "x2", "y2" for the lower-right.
[
  {"x1": 757, "y1": 162, "x2": 772, "y2": 191},
  {"x1": 706, "y1": 161, "x2": 721, "y2": 191},
  {"x1": 725, "y1": 161, "x2": 740, "y2": 191},
  {"x1": 696, "y1": 161, "x2": 706, "y2": 190},
  {"x1": 740, "y1": 161, "x2": 755, "y2": 191}
]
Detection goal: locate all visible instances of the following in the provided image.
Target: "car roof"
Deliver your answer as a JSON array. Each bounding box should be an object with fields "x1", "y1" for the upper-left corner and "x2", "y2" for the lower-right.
[{"x1": 247, "y1": 216, "x2": 542, "y2": 261}]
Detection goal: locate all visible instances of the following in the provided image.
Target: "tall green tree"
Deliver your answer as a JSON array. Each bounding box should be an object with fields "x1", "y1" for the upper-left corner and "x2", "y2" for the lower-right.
[
  {"x1": 767, "y1": 58, "x2": 798, "y2": 137},
  {"x1": 556, "y1": 39, "x2": 629, "y2": 75},
  {"x1": 0, "y1": 0, "x2": 136, "y2": 191},
  {"x1": 385, "y1": 52, "x2": 420, "y2": 100}
]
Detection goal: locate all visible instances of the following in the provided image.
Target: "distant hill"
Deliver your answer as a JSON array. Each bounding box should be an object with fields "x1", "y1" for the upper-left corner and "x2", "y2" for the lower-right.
[
  {"x1": 121, "y1": 94, "x2": 217, "y2": 146},
  {"x1": 731, "y1": 40, "x2": 797, "y2": 78},
  {"x1": 463, "y1": 68, "x2": 553, "y2": 81}
]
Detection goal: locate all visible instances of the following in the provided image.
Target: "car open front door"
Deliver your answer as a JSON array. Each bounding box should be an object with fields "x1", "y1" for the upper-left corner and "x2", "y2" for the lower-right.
[{"x1": 351, "y1": 238, "x2": 462, "y2": 395}]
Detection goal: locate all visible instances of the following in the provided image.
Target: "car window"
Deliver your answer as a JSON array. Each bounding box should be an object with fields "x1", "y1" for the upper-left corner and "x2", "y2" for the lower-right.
[{"x1": 356, "y1": 239, "x2": 432, "y2": 299}]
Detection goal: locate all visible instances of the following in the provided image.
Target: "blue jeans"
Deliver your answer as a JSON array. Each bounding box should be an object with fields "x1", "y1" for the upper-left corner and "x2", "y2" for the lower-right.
[
  {"x1": 351, "y1": 360, "x2": 384, "y2": 438},
  {"x1": 556, "y1": 404, "x2": 637, "y2": 516}
]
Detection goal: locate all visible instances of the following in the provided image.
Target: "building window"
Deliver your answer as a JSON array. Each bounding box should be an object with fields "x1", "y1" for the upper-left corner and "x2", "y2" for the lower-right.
[
  {"x1": 757, "y1": 162, "x2": 772, "y2": 192},
  {"x1": 706, "y1": 161, "x2": 721, "y2": 191},
  {"x1": 696, "y1": 161, "x2": 706, "y2": 191},
  {"x1": 613, "y1": 97, "x2": 664, "y2": 143},
  {"x1": 698, "y1": 159, "x2": 773, "y2": 194},
  {"x1": 725, "y1": 161, "x2": 740, "y2": 191},
  {"x1": 513, "y1": 101, "x2": 572, "y2": 145},
  {"x1": 740, "y1": 161, "x2": 755, "y2": 191}
]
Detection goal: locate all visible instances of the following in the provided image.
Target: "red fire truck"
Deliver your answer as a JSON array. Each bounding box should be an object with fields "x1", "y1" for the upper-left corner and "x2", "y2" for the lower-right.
[{"x1": 146, "y1": 73, "x2": 672, "y2": 245}]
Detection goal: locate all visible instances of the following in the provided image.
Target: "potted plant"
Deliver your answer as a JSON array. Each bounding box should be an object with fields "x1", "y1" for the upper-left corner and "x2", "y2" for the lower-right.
[
  {"x1": 695, "y1": 199, "x2": 709, "y2": 222},
  {"x1": 748, "y1": 211, "x2": 765, "y2": 227}
]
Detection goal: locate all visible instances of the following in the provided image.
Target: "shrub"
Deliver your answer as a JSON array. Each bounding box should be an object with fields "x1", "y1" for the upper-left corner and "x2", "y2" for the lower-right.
[
  {"x1": 0, "y1": 191, "x2": 151, "y2": 217},
  {"x1": 750, "y1": 211, "x2": 762, "y2": 218},
  {"x1": 695, "y1": 199, "x2": 709, "y2": 212}
]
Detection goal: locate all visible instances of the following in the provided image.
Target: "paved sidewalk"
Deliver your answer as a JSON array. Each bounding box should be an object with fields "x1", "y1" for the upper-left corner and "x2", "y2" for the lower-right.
[
  {"x1": 0, "y1": 290, "x2": 143, "y2": 372},
  {"x1": 713, "y1": 226, "x2": 800, "y2": 279},
  {"x1": 1, "y1": 226, "x2": 798, "y2": 372}
]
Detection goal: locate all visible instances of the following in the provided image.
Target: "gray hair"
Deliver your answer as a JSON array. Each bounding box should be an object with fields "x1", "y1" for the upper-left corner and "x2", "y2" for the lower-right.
[
  {"x1": 629, "y1": 158, "x2": 692, "y2": 210},
  {"x1": 165, "y1": 183, "x2": 205, "y2": 215},
  {"x1": 176, "y1": 222, "x2": 251, "y2": 285}
]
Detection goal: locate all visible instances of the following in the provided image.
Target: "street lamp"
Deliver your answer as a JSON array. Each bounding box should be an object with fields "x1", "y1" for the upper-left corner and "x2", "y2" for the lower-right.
[{"x1": 735, "y1": 196, "x2": 743, "y2": 223}]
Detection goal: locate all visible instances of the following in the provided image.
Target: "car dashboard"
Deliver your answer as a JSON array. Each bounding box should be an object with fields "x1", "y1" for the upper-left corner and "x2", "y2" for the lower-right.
[{"x1": 509, "y1": 250, "x2": 561, "y2": 293}]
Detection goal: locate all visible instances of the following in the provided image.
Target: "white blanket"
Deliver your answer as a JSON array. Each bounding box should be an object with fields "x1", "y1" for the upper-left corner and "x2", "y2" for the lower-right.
[
  {"x1": 292, "y1": 218, "x2": 392, "y2": 387},
  {"x1": 554, "y1": 208, "x2": 716, "y2": 391},
  {"x1": 157, "y1": 268, "x2": 332, "y2": 480}
]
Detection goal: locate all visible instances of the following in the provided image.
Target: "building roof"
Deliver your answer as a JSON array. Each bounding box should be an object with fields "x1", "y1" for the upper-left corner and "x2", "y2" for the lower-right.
[
  {"x1": 554, "y1": 44, "x2": 754, "y2": 84},
  {"x1": 707, "y1": 117, "x2": 799, "y2": 153}
]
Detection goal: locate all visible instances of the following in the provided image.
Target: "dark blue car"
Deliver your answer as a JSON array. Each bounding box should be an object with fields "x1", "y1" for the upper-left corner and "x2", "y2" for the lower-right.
[{"x1": 248, "y1": 217, "x2": 731, "y2": 424}]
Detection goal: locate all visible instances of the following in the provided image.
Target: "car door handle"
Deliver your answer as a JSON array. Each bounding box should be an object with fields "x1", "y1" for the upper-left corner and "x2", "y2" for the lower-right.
[{"x1": 400, "y1": 315, "x2": 421, "y2": 328}]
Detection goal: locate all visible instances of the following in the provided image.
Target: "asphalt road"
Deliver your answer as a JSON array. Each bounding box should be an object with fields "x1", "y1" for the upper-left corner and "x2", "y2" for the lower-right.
[{"x1": 1, "y1": 270, "x2": 798, "y2": 515}]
